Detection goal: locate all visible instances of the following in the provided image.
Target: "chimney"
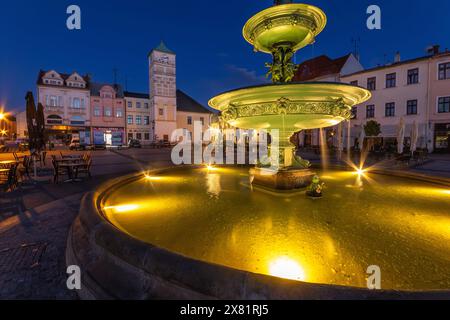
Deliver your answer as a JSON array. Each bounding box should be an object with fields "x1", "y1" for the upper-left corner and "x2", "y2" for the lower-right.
[
  {"x1": 433, "y1": 45, "x2": 440, "y2": 55},
  {"x1": 394, "y1": 51, "x2": 401, "y2": 63},
  {"x1": 427, "y1": 45, "x2": 441, "y2": 55}
]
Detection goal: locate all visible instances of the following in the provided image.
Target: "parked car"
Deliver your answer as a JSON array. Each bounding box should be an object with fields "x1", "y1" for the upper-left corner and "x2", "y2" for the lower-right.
[
  {"x1": 93, "y1": 143, "x2": 107, "y2": 150},
  {"x1": 69, "y1": 139, "x2": 86, "y2": 151},
  {"x1": 128, "y1": 139, "x2": 142, "y2": 148}
]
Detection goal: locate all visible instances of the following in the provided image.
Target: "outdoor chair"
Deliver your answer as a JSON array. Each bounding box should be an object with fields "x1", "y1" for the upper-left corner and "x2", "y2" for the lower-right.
[
  {"x1": 75, "y1": 158, "x2": 92, "y2": 179},
  {"x1": 52, "y1": 159, "x2": 68, "y2": 184},
  {"x1": 18, "y1": 156, "x2": 31, "y2": 181},
  {"x1": 41, "y1": 151, "x2": 47, "y2": 167},
  {"x1": 0, "y1": 163, "x2": 19, "y2": 193}
]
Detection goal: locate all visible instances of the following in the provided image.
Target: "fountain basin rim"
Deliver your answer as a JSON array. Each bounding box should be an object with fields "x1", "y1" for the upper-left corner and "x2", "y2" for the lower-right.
[{"x1": 67, "y1": 165, "x2": 450, "y2": 300}]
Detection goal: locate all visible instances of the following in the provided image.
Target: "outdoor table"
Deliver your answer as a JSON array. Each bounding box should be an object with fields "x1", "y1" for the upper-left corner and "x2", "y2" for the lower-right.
[
  {"x1": 0, "y1": 161, "x2": 16, "y2": 170},
  {"x1": 0, "y1": 160, "x2": 16, "y2": 166},
  {"x1": 58, "y1": 163, "x2": 85, "y2": 182},
  {"x1": 0, "y1": 168, "x2": 11, "y2": 179}
]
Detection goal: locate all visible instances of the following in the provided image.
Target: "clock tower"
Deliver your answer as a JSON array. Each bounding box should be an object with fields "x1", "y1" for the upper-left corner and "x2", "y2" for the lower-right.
[{"x1": 149, "y1": 41, "x2": 177, "y2": 142}]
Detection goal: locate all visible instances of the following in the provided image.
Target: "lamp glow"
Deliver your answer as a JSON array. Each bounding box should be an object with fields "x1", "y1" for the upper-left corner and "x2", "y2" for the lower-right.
[
  {"x1": 269, "y1": 257, "x2": 305, "y2": 282},
  {"x1": 206, "y1": 164, "x2": 218, "y2": 172},
  {"x1": 105, "y1": 204, "x2": 139, "y2": 213},
  {"x1": 145, "y1": 175, "x2": 163, "y2": 181}
]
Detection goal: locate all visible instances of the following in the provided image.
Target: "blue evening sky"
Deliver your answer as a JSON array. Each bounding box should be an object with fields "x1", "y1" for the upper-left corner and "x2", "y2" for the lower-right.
[{"x1": 0, "y1": 0, "x2": 449, "y2": 112}]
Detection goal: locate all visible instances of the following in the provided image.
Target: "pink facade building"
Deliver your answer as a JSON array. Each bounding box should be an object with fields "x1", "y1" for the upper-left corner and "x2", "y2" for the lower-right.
[{"x1": 90, "y1": 83, "x2": 126, "y2": 146}]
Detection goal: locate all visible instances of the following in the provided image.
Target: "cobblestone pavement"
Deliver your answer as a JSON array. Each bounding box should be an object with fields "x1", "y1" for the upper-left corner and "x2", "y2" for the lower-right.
[
  {"x1": 0, "y1": 148, "x2": 173, "y2": 299},
  {"x1": 0, "y1": 194, "x2": 82, "y2": 299}
]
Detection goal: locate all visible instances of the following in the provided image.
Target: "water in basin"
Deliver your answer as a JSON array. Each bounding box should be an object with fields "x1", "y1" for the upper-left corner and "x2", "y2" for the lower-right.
[{"x1": 103, "y1": 167, "x2": 450, "y2": 291}]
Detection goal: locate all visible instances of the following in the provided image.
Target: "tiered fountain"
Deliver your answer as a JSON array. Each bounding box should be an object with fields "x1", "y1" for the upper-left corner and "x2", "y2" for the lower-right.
[{"x1": 209, "y1": 0, "x2": 371, "y2": 189}]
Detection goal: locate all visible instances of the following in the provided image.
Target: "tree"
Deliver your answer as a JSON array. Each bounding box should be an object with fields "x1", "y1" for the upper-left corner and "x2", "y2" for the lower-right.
[
  {"x1": 25, "y1": 92, "x2": 47, "y2": 152},
  {"x1": 364, "y1": 120, "x2": 381, "y2": 152},
  {"x1": 364, "y1": 120, "x2": 381, "y2": 137}
]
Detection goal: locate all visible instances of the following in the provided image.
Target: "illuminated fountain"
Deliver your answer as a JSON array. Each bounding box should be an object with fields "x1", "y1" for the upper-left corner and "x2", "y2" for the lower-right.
[
  {"x1": 209, "y1": 0, "x2": 371, "y2": 189},
  {"x1": 67, "y1": 1, "x2": 450, "y2": 300}
]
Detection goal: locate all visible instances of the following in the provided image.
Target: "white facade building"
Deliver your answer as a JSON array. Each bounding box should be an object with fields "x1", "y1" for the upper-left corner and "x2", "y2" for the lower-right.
[
  {"x1": 124, "y1": 92, "x2": 152, "y2": 144},
  {"x1": 295, "y1": 49, "x2": 450, "y2": 153}
]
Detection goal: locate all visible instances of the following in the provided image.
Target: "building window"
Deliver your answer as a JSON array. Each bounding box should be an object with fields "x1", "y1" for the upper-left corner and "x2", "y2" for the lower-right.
[
  {"x1": 104, "y1": 108, "x2": 112, "y2": 117},
  {"x1": 385, "y1": 102, "x2": 396, "y2": 117},
  {"x1": 144, "y1": 133, "x2": 150, "y2": 140},
  {"x1": 136, "y1": 102, "x2": 141, "y2": 108},
  {"x1": 94, "y1": 107, "x2": 101, "y2": 117},
  {"x1": 367, "y1": 77, "x2": 376, "y2": 91},
  {"x1": 351, "y1": 107, "x2": 357, "y2": 119},
  {"x1": 144, "y1": 116, "x2": 150, "y2": 125},
  {"x1": 438, "y1": 62, "x2": 450, "y2": 80},
  {"x1": 116, "y1": 109, "x2": 123, "y2": 118},
  {"x1": 144, "y1": 103, "x2": 149, "y2": 109},
  {"x1": 386, "y1": 73, "x2": 396, "y2": 88},
  {"x1": 200, "y1": 117, "x2": 205, "y2": 125},
  {"x1": 72, "y1": 98, "x2": 81, "y2": 108},
  {"x1": 407, "y1": 68, "x2": 419, "y2": 85},
  {"x1": 136, "y1": 115, "x2": 142, "y2": 125},
  {"x1": 163, "y1": 134, "x2": 169, "y2": 142},
  {"x1": 366, "y1": 105, "x2": 375, "y2": 119},
  {"x1": 187, "y1": 116, "x2": 192, "y2": 125},
  {"x1": 350, "y1": 80, "x2": 358, "y2": 86},
  {"x1": 128, "y1": 133, "x2": 133, "y2": 140},
  {"x1": 47, "y1": 95, "x2": 59, "y2": 107},
  {"x1": 136, "y1": 133, "x2": 142, "y2": 140},
  {"x1": 438, "y1": 96, "x2": 450, "y2": 113},
  {"x1": 127, "y1": 115, "x2": 133, "y2": 125},
  {"x1": 407, "y1": 100, "x2": 418, "y2": 115},
  {"x1": 47, "y1": 115, "x2": 63, "y2": 125},
  {"x1": 127, "y1": 101, "x2": 133, "y2": 108},
  {"x1": 159, "y1": 108, "x2": 164, "y2": 116}
]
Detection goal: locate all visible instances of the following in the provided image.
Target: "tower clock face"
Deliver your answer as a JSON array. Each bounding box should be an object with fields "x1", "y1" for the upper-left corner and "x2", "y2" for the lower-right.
[{"x1": 158, "y1": 55, "x2": 169, "y2": 64}]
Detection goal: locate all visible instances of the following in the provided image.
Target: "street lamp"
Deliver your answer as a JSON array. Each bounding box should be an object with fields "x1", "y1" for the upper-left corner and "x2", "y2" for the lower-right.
[{"x1": 0, "y1": 113, "x2": 4, "y2": 121}]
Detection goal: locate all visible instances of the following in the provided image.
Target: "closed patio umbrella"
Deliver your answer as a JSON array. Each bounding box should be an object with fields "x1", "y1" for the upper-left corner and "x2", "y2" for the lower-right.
[
  {"x1": 397, "y1": 117, "x2": 405, "y2": 154},
  {"x1": 358, "y1": 126, "x2": 365, "y2": 150},
  {"x1": 410, "y1": 121, "x2": 419, "y2": 153}
]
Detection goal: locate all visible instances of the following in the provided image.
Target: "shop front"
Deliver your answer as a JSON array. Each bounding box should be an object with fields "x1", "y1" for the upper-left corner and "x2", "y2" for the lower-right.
[
  {"x1": 434, "y1": 123, "x2": 450, "y2": 153},
  {"x1": 92, "y1": 127, "x2": 125, "y2": 147},
  {"x1": 45, "y1": 125, "x2": 91, "y2": 147}
]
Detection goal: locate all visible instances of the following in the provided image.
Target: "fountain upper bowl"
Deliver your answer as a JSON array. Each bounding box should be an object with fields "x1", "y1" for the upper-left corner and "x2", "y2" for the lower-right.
[{"x1": 243, "y1": 3, "x2": 327, "y2": 54}]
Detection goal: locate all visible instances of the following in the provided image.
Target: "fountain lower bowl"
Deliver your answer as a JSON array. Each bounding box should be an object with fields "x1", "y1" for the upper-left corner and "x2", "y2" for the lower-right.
[{"x1": 208, "y1": 82, "x2": 372, "y2": 131}]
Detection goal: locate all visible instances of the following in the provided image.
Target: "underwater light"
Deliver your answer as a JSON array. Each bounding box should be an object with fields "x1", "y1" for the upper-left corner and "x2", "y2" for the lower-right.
[{"x1": 269, "y1": 257, "x2": 306, "y2": 282}]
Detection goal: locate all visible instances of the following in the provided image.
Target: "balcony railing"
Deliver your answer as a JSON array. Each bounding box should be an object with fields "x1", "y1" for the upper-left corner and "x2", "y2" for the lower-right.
[
  {"x1": 45, "y1": 105, "x2": 64, "y2": 113},
  {"x1": 68, "y1": 107, "x2": 87, "y2": 115}
]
